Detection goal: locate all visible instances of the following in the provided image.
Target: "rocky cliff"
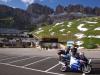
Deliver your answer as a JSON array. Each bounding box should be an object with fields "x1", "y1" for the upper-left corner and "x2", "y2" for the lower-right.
[{"x1": 0, "y1": 4, "x2": 100, "y2": 30}]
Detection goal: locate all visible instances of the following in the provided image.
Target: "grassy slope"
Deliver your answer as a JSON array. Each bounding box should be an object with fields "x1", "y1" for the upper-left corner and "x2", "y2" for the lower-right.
[{"x1": 32, "y1": 17, "x2": 100, "y2": 45}]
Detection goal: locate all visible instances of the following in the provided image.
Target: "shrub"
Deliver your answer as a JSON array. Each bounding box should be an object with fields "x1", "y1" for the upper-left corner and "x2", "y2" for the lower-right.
[{"x1": 84, "y1": 43, "x2": 97, "y2": 49}]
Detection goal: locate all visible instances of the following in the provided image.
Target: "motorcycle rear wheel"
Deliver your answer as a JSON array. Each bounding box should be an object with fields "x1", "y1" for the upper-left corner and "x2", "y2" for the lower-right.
[{"x1": 60, "y1": 66, "x2": 67, "y2": 72}]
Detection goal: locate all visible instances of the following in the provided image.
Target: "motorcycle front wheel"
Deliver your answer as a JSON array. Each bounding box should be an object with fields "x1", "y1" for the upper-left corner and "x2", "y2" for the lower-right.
[{"x1": 82, "y1": 64, "x2": 92, "y2": 73}]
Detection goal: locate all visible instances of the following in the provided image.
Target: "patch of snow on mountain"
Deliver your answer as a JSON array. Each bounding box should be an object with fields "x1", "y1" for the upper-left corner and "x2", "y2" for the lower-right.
[
  {"x1": 95, "y1": 17, "x2": 98, "y2": 19},
  {"x1": 67, "y1": 31, "x2": 71, "y2": 33},
  {"x1": 88, "y1": 35, "x2": 100, "y2": 38},
  {"x1": 49, "y1": 28, "x2": 53, "y2": 32},
  {"x1": 67, "y1": 22, "x2": 72, "y2": 27},
  {"x1": 53, "y1": 22, "x2": 64, "y2": 28},
  {"x1": 50, "y1": 32, "x2": 55, "y2": 36},
  {"x1": 76, "y1": 19, "x2": 80, "y2": 21},
  {"x1": 94, "y1": 35, "x2": 100, "y2": 38},
  {"x1": 38, "y1": 28, "x2": 42, "y2": 30},
  {"x1": 55, "y1": 22, "x2": 64, "y2": 26},
  {"x1": 77, "y1": 24, "x2": 88, "y2": 32},
  {"x1": 74, "y1": 33, "x2": 86, "y2": 39},
  {"x1": 84, "y1": 21, "x2": 98, "y2": 24},
  {"x1": 94, "y1": 27, "x2": 100, "y2": 30},
  {"x1": 59, "y1": 29, "x2": 65, "y2": 32},
  {"x1": 62, "y1": 34, "x2": 67, "y2": 36},
  {"x1": 35, "y1": 30, "x2": 44, "y2": 34}
]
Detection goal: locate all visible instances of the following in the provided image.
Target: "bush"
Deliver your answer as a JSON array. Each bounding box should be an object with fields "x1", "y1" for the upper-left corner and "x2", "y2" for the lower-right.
[
  {"x1": 84, "y1": 43, "x2": 97, "y2": 49},
  {"x1": 82, "y1": 38, "x2": 98, "y2": 49}
]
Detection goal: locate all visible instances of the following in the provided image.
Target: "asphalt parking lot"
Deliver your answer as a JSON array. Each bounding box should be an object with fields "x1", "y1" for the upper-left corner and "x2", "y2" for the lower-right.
[{"x1": 0, "y1": 53, "x2": 100, "y2": 75}]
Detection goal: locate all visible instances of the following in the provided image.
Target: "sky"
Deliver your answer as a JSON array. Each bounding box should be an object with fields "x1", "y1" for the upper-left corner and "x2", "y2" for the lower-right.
[{"x1": 0, "y1": 0, "x2": 100, "y2": 10}]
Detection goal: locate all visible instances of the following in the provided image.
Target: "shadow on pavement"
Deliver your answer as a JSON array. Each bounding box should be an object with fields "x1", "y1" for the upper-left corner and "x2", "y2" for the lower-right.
[{"x1": 90, "y1": 68, "x2": 100, "y2": 74}]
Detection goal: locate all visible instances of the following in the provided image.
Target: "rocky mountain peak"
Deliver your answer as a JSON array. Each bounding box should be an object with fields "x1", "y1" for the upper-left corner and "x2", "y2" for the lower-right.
[
  {"x1": 27, "y1": 3, "x2": 54, "y2": 15},
  {"x1": 55, "y1": 5, "x2": 64, "y2": 14}
]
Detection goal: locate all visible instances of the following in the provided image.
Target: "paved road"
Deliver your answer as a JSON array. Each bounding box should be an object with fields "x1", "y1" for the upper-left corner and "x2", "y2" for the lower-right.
[
  {"x1": 0, "y1": 48, "x2": 100, "y2": 58},
  {"x1": 0, "y1": 48, "x2": 100, "y2": 75},
  {"x1": 0, "y1": 53, "x2": 100, "y2": 75}
]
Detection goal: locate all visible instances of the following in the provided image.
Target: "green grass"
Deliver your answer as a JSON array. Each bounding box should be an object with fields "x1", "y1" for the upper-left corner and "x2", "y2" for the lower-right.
[{"x1": 32, "y1": 16, "x2": 100, "y2": 45}]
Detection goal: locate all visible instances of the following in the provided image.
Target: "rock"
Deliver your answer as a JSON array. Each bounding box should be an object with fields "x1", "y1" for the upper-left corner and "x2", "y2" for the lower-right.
[
  {"x1": 27, "y1": 3, "x2": 54, "y2": 15},
  {"x1": 55, "y1": 5, "x2": 64, "y2": 14}
]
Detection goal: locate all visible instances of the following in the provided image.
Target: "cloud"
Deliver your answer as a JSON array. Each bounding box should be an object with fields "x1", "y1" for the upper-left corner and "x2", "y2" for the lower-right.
[
  {"x1": 21, "y1": 0, "x2": 44, "y2": 5},
  {"x1": 21, "y1": 0, "x2": 34, "y2": 5},
  {"x1": 0, "y1": 0, "x2": 12, "y2": 3}
]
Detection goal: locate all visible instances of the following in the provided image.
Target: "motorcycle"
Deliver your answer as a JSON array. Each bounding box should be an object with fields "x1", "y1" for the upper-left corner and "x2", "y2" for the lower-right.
[{"x1": 59, "y1": 52, "x2": 92, "y2": 74}]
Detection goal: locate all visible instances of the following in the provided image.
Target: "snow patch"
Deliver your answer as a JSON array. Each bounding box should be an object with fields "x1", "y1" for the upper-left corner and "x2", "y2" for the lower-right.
[
  {"x1": 59, "y1": 29, "x2": 65, "y2": 32},
  {"x1": 84, "y1": 21, "x2": 98, "y2": 24},
  {"x1": 94, "y1": 35, "x2": 100, "y2": 38},
  {"x1": 67, "y1": 22, "x2": 72, "y2": 27},
  {"x1": 38, "y1": 28, "x2": 42, "y2": 30},
  {"x1": 94, "y1": 27, "x2": 100, "y2": 30},
  {"x1": 35, "y1": 30, "x2": 44, "y2": 34},
  {"x1": 50, "y1": 32, "x2": 55, "y2": 36},
  {"x1": 74, "y1": 33, "x2": 86, "y2": 39},
  {"x1": 76, "y1": 19, "x2": 80, "y2": 21},
  {"x1": 77, "y1": 24, "x2": 88, "y2": 32},
  {"x1": 55, "y1": 22, "x2": 64, "y2": 26},
  {"x1": 67, "y1": 31, "x2": 71, "y2": 32},
  {"x1": 49, "y1": 28, "x2": 53, "y2": 32},
  {"x1": 88, "y1": 35, "x2": 100, "y2": 38},
  {"x1": 95, "y1": 17, "x2": 98, "y2": 19},
  {"x1": 62, "y1": 34, "x2": 67, "y2": 36}
]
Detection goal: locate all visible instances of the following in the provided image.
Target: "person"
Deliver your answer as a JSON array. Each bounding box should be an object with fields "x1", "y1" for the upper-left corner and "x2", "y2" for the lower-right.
[
  {"x1": 79, "y1": 52, "x2": 88, "y2": 65},
  {"x1": 71, "y1": 44, "x2": 88, "y2": 64},
  {"x1": 57, "y1": 49, "x2": 65, "y2": 61},
  {"x1": 58, "y1": 46, "x2": 71, "y2": 62},
  {"x1": 71, "y1": 52, "x2": 89, "y2": 66},
  {"x1": 65, "y1": 46, "x2": 71, "y2": 54},
  {"x1": 65, "y1": 46, "x2": 71, "y2": 60},
  {"x1": 70, "y1": 44, "x2": 78, "y2": 57}
]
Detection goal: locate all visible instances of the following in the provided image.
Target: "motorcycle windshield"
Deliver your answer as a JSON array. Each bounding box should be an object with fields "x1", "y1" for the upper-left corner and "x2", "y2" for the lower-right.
[{"x1": 70, "y1": 56, "x2": 79, "y2": 66}]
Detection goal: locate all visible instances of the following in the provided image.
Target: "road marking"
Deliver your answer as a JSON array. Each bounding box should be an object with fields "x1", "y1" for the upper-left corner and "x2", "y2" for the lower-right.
[
  {"x1": 0, "y1": 56, "x2": 24, "y2": 61},
  {"x1": 8, "y1": 56, "x2": 36, "y2": 64},
  {"x1": 24, "y1": 57, "x2": 51, "y2": 67},
  {"x1": 45, "y1": 63, "x2": 60, "y2": 72},
  {"x1": 0, "y1": 63, "x2": 64, "y2": 75}
]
